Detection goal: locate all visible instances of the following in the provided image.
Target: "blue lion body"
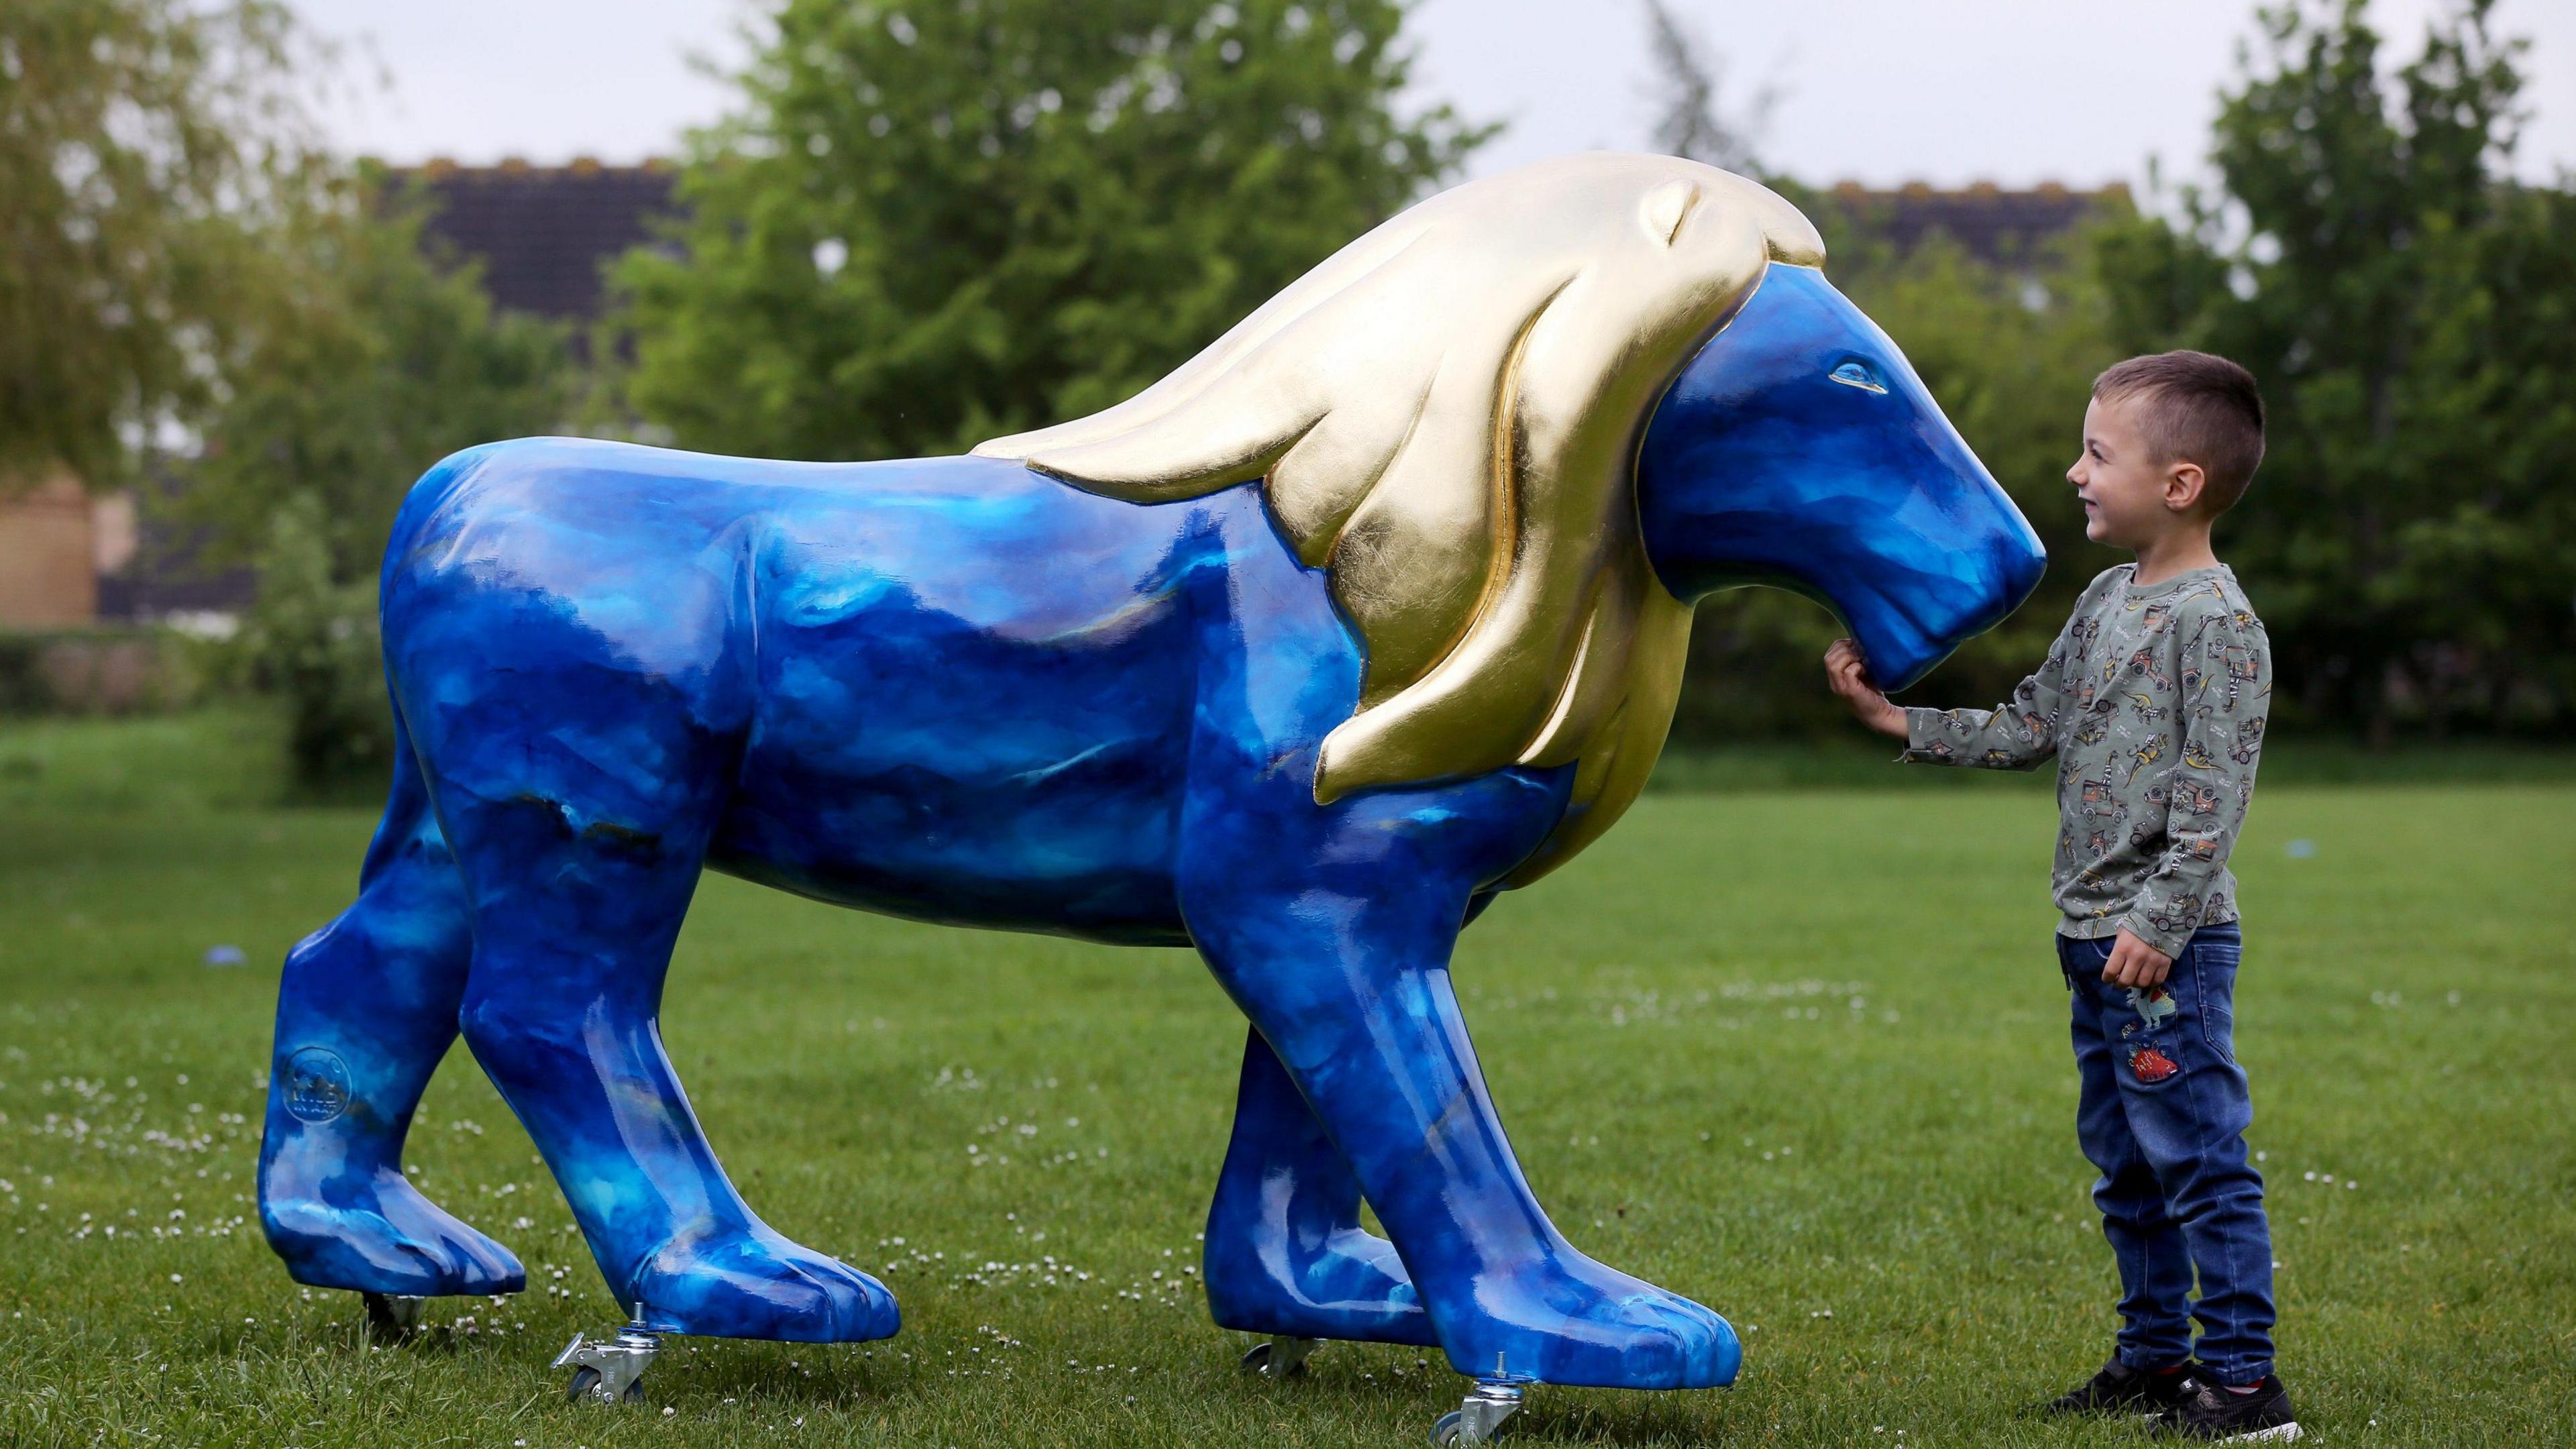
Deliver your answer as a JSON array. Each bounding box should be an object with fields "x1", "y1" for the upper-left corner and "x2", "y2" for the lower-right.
[{"x1": 259, "y1": 258, "x2": 2041, "y2": 1393}]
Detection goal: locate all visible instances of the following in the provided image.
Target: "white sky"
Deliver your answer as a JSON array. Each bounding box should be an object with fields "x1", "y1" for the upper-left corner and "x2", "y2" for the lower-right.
[{"x1": 288, "y1": 0, "x2": 2575, "y2": 191}]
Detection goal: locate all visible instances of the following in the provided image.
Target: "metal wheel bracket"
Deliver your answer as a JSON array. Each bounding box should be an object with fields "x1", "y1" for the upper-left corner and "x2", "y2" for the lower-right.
[
  {"x1": 553, "y1": 1321, "x2": 662, "y2": 1405},
  {"x1": 1432, "y1": 1379, "x2": 1525, "y2": 1445}
]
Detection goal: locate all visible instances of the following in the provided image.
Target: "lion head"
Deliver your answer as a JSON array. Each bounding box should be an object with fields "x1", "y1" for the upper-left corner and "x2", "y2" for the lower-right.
[{"x1": 974, "y1": 154, "x2": 1825, "y2": 883}]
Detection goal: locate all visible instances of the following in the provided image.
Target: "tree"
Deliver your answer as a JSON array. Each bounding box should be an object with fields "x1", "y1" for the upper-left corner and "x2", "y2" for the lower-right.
[
  {"x1": 613, "y1": 0, "x2": 1491, "y2": 462},
  {"x1": 179, "y1": 172, "x2": 580, "y2": 789},
  {"x1": 187, "y1": 170, "x2": 579, "y2": 583},
  {"x1": 2096, "y1": 0, "x2": 2575, "y2": 738},
  {"x1": 1640, "y1": 0, "x2": 1771, "y2": 175},
  {"x1": 0, "y1": 0, "x2": 309, "y2": 490}
]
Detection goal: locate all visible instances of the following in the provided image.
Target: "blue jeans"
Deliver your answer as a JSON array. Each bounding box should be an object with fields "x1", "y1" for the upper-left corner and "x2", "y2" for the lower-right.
[{"x1": 2059, "y1": 923, "x2": 2275, "y2": 1383}]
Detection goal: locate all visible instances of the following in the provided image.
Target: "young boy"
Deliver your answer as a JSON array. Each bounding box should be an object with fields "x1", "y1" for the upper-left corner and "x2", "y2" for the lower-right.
[{"x1": 1824, "y1": 352, "x2": 2296, "y2": 1443}]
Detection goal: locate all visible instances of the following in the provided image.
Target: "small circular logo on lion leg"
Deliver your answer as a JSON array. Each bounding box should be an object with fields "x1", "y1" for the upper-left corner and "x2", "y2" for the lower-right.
[{"x1": 283, "y1": 1047, "x2": 355, "y2": 1124}]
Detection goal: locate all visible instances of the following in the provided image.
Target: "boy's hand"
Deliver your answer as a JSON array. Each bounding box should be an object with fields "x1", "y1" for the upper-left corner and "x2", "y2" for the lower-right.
[
  {"x1": 1824, "y1": 638, "x2": 1908, "y2": 739},
  {"x1": 2101, "y1": 928, "x2": 2172, "y2": 988}
]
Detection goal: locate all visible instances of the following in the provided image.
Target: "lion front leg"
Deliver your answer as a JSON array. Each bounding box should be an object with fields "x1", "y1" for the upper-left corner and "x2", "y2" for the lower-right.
[{"x1": 1177, "y1": 773, "x2": 1741, "y2": 1391}]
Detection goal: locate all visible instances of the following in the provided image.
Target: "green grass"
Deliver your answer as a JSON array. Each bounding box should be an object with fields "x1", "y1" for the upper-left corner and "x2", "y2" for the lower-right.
[{"x1": 1, "y1": 713, "x2": 2571, "y2": 1446}]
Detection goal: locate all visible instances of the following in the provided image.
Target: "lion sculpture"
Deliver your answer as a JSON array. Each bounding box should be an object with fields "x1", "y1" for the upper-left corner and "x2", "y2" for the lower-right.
[{"x1": 258, "y1": 154, "x2": 2044, "y2": 1409}]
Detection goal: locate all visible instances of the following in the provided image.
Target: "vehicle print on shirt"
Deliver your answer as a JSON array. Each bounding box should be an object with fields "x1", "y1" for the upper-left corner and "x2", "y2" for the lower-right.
[
  {"x1": 2077, "y1": 771, "x2": 2125, "y2": 824},
  {"x1": 2172, "y1": 778, "x2": 2224, "y2": 816},
  {"x1": 2218, "y1": 642, "x2": 2263, "y2": 712},
  {"x1": 2123, "y1": 690, "x2": 2169, "y2": 722},
  {"x1": 2141, "y1": 895, "x2": 2204, "y2": 940},
  {"x1": 2230, "y1": 714, "x2": 2266, "y2": 765}
]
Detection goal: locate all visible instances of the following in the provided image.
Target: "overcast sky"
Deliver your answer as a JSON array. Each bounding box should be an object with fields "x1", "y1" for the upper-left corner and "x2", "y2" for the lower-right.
[{"x1": 287, "y1": 0, "x2": 2575, "y2": 193}]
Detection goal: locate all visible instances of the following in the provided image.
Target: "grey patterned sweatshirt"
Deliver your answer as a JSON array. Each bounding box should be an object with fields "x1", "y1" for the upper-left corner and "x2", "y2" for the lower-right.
[{"x1": 1901, "y1": 563, "x2": 2271, "y2": 957}]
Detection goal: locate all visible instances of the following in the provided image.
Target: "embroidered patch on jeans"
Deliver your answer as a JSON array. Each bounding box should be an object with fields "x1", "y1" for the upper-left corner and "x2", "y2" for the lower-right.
[
  {"x1": 2128, "y1": 1045, "x2": 2180, "y2": 1083},
  {"x1": 2125, "y1": 983, "x2": 2179, "y2": 1028}
]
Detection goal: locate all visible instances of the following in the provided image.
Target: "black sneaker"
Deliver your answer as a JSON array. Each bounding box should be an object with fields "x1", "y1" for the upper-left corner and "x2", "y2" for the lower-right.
[
  {"x1": 2156, "y1": 1372, "x2": 2302, "y2": 1442},
  {"x1": 2034, "y1": 1356, "x2": 2195, "y2": 1417}
]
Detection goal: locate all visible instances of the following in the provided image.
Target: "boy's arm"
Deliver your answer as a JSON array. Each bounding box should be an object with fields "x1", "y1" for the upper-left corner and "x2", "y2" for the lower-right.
[
  {"x1": 2119, "y1": 608, "x2": 2272, "y2": 957},
  {"x1": 1844, "y1": 610, "x2": 2076, "y2": 769},
  {"x1": 1894, "y1": 652, "x2": 2070, "y2": 770}
]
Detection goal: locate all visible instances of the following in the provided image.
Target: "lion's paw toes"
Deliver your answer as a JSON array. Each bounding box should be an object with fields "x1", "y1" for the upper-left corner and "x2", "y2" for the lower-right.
[
  {"x1": 1207, "y1": 1227, "x2": 1438, "y2": 1346},
  {"x1": 1429, "y1": 1255, "x2": 1739, "y2": 1390},
  {"x1": 262, "y1": 1175, "x2": 527, "y2": 1297},
  {"x1": 629, "y1": 1226, "x2": 899, "y2": 1342}
]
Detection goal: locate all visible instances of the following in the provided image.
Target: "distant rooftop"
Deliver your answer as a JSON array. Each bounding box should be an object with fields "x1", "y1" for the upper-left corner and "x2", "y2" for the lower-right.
[
  {"x1": 1821, "y1": 180, "x2": 2128, "y2": 265},
  {"x1": 386, "y1": 162, "x2": 2118, "y2": 323},
  {"x1": 396, "y1": 158, "x2": 681, "y2": 322}
]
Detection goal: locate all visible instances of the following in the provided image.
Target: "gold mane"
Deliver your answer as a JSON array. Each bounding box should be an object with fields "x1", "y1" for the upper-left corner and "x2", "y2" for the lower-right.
[{"x1": 974, "y1": 154, "x2": 1825, "y2": 884}]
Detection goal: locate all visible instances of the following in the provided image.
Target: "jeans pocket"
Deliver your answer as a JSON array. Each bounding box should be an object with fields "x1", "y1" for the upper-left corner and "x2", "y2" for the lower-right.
[{"x1": 2192, "y1": 940, "x2": 2241, "y2": 1067}]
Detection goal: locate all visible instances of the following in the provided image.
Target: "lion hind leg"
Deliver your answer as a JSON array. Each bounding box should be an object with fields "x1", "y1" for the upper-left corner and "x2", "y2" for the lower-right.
[
  {"x1": 1203, "y1": 1026, "x2": 1436, "y2": 1347},
  {"x1": 429, "y1": 707, "x2": 896, "y2": 1344},
  {"x1": 258, "y1": 722, "x2": 525, "y2": 1297}
]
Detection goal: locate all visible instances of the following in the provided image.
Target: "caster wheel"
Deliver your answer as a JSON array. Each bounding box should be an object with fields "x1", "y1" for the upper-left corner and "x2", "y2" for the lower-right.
[
  {"x1": 565, "y1": 1366, "x2": 643, "y2": 1405},
  {"x1": 1239, "y1": 1335, "x2": 1318, "y2": 1379},
  {"x1": 1434, "y1": 1381, "x2": 1524, "y2": 1444},
  {"x1": 360, "y1": 1291, "x2": 425, "y2": 1343},
  {"x1": 1238, "y1": 1341, "x2": 1305, "y2": 1379},
  {"x1": 555, "y1": 1322, "x2": 661, "y2": 1406}
]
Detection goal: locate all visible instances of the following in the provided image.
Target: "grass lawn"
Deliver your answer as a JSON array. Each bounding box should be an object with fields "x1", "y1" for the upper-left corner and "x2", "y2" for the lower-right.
[{"x1": 1, "y1": 715, "x2": 2569, "y2": 1446}]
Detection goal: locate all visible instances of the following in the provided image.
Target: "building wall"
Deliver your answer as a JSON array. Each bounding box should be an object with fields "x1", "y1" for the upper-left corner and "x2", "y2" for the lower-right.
[{"x1": 0, "y1": 473, "x2": 99, "y2": 628}]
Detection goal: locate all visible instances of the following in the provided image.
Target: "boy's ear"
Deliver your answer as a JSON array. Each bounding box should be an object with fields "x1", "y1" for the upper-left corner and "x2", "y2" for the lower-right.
[{"x1": 2162, "y1": 458, "x2": 2209, "y2": 514}]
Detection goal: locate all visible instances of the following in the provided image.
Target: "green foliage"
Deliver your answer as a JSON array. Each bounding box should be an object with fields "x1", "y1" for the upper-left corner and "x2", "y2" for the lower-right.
[
  {"x1": 189, "y1": 170, "x2": 578, "y2": 583},
  {"x1": 238, "y1": 494, "x2": 392, "y2": 789},
  {"x1": 2093, "y1": 0, "x2": 2576, "y2": 737},
  {"x1": 614, "y1": 0, "x2": 1490, "y2": 461},
  {"x1": 0, "y1": 0, "x2": 307, "y2": 490},
  {"x1": 178, "y1": 167, "x2": 576, "y2": 790}
]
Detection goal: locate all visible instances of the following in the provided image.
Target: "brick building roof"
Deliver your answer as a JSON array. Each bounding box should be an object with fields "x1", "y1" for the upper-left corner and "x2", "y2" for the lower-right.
[
  {"x1": 400, "y1": 158, "x2": 682, "y2": 321},
  {"x1": 1821, "y1": 180, "x2": 2127, "y2": 266}
]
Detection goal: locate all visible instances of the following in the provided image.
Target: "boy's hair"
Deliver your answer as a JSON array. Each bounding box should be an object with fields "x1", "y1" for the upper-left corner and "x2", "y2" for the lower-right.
[{"x1": 2092, "y1": 351, "x2": 2266, "y2": 515}]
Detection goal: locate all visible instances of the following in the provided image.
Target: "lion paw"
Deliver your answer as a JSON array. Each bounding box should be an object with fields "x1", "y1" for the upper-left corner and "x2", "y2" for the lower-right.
[
  {"x1": 1205, "y1": 1224, "x2": 1438, "y2": 1346},
  {"x1": 625, "y1": 1224, "x2": 898, "y2": 1342},
  {"x1": 1426, "y1": 1252, "x2": 1739, "y2": 1389},
  {"x1": 261, "y1": 1169, "x2": 527, "y2": 1297}
]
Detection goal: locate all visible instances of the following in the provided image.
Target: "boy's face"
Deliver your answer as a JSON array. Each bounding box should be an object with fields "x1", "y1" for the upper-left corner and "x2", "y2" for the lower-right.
[{"x1": 2068, "y1": 394, "x2": 2206, "y2": 548}]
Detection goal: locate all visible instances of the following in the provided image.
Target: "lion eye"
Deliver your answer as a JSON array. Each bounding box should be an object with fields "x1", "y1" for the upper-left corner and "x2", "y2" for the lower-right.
[{"x1": 1829, "y1": 360, "x2": 1886, "y2": 394}]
